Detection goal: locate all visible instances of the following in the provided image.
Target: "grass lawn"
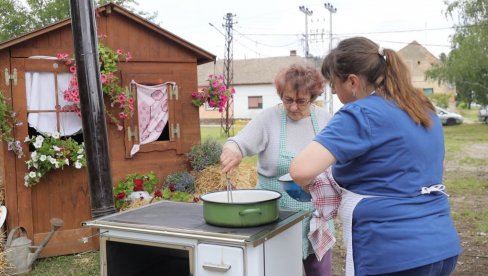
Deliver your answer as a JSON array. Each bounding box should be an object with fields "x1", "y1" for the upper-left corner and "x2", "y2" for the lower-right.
[{"x1": 27, "y1": 121, "x2": 488, "y2": 275}]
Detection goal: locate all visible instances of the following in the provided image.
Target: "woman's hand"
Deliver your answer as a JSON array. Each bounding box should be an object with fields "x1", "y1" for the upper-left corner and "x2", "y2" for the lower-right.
[{"x1": 220, "y1": 142, "x2": 243, "y2": 173}]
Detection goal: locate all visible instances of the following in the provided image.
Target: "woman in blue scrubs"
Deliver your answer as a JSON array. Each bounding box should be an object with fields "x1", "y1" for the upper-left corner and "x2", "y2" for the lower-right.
[{"x1": 290, "y1": 37, "x2": 461, "y2": 276}]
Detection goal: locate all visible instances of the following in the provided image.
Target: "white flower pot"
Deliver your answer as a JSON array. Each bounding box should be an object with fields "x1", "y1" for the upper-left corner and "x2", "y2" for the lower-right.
[{"x1": 128, "y1": 191, "x2": 152, "y2": 201}]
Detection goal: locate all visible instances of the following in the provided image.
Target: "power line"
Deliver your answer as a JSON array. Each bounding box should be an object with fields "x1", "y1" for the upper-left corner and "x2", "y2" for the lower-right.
[
  {"x1": 240, "y1": 25, "x2": 457, "y2": 37},
  {"x1": 234, "y1": 29, "x2": 300, "y2": 48}
]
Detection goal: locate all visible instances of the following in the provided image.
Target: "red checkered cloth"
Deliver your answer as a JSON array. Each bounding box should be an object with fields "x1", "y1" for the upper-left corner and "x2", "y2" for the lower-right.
[{"x1": 308, "y1": 168, "x2": 342, "y2": 261}]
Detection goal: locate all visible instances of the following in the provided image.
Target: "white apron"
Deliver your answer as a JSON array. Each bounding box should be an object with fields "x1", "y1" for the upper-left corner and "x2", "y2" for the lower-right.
[
  {"x1": 338, "y1": 184, "x2": 448, "y2": 276},
  {"x1": 338, "y1": 188, "x2": 376, "y2": 276}
]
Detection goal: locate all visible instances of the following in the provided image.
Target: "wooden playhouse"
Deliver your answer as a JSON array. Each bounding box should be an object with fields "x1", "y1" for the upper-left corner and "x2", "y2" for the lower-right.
[{"x1": 0, "y1": 3, "x2": 214, "y2": 256}]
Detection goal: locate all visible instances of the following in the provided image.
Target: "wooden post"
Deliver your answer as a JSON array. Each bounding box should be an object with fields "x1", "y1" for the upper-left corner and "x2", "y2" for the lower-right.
[{"x1": 69, "y1": 0, "x2": 116, "y2": 218}]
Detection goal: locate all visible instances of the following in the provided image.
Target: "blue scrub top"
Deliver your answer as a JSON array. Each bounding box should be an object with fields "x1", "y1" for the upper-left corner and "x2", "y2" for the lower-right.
[{"x1": 314, "y1": 95, "x2": 461, "y2": 274}]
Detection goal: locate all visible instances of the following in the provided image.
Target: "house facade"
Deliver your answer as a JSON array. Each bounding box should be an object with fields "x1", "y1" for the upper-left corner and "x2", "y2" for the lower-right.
[{"x1": 397, "y1": 41, "x2": 456, "y2": 108}]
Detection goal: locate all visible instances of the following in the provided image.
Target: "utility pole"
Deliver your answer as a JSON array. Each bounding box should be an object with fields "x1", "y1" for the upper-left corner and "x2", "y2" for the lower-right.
[
  {"x1": 222, "y1": 13, "x2": 237, "y2": 137},
  {"x1": 299, "y1": 6, "x2": 313, "y2": 58},
  {"x1": 324, "y1": 2, "x2": 337, "y2": 115}
]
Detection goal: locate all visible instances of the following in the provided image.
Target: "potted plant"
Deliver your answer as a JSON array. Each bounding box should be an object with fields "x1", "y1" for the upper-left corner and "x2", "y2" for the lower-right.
[
  {"x1": 24, "y1": 132, "x2": 86, "y2": 187},
  {"x1": 113, "y1": 171, "x2": 158, "y2": 209},
  {"x1": 0, "y1": 91, "x2": 23, "y2": 158},
  {"x1": 191, "y1": 74, "x2": 235, "y2": 113}
]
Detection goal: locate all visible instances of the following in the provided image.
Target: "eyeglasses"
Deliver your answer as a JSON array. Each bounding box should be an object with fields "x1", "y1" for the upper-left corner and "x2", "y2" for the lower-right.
[{"x1": 282, "y1": 97, "x2": 310, "y2": 107}]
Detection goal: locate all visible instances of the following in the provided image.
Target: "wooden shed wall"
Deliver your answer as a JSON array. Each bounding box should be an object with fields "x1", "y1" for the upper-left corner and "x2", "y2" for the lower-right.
[{"x1": 1, "y1": 9, "x2": 203, "y2": 257}]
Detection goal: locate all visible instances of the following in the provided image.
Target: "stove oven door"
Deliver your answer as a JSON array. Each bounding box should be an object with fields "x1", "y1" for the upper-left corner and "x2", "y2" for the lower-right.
[
  {"x1": 197, "y1": 243, "x2": 244, "y2": 276},
  {"x1": 101, "y1": 236, "x2": 195, "y2": 276}
]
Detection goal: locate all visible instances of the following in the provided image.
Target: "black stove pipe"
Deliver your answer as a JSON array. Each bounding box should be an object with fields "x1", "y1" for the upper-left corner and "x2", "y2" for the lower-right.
[{"x1": 69, "y1": 0, "x2": 116, "y2": 218}]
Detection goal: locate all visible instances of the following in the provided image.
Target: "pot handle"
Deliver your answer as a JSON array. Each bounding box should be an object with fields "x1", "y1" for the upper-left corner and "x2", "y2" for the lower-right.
[{"x1": 238, "y1": 208, "x2": 262, "y2": 216}]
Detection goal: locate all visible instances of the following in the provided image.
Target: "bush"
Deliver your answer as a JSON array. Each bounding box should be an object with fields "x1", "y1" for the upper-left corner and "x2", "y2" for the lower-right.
[
  {"x1": 188, "y1": 138, "x2": 222, "y2": 171},
  {"x1": 165, "y1": 171, "x2": 195, "y2": 193},
  {"x1": 429, "y1": 94, "x2": 450, "y2": 108}
]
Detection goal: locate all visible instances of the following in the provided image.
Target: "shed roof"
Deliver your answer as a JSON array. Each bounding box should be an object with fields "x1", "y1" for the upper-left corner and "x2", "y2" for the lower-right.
[
  {"x1": 198, "y1": 55, "x2": 323, "y2": 86},
  {"x1": 0, "y1": 3, "x2": 215, "y2": 65}
]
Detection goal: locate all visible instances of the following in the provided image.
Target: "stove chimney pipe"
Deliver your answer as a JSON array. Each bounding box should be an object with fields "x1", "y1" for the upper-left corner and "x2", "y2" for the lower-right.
[{"x1": 69, "y1": 0, "x2": 116, "y2": 218}]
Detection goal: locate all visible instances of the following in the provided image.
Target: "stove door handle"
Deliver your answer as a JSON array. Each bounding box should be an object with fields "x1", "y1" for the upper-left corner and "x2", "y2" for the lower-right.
[{"x1": 202, "y1": 263, "x2": 231, "y2": 272}]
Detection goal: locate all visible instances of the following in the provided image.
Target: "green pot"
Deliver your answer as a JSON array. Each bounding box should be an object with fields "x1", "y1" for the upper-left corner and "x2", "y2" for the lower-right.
[{"x1": 200, "y1": 189, "x2": 281, "y2": 227}]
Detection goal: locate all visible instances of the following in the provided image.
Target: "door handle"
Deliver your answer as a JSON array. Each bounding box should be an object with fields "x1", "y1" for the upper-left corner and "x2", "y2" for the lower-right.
[{"x1": 202, "y1": 263, "x2": 231, "y2": 272}]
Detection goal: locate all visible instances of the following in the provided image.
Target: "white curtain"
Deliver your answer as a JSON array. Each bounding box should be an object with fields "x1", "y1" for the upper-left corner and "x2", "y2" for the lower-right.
[{"x1": 25, "y1": 56, "x2": 82, "y2": 136}]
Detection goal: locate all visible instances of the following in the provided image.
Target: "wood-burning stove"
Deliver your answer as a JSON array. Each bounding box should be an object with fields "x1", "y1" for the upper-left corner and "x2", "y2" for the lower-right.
[{"x1": 84, "y1": 201, "x2": 306, "y2": 276}]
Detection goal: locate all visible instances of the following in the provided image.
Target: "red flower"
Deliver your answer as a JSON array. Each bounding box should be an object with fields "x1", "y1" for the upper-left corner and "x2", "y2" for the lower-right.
[
  {"x1": 154, "y1": 190, "x2": 162, "y2": 198},
  {"x1": 168, "y1": 185, "x2": 176, "y2": 192},
  {"x1": 115, "y1": 192, "x2": 126, "y2": 200},
  {"x1": 133, "y1": 179, "x2": 143, "y2": 185},
  {"x1": 193, "y1": 197, "x2": 200, "y2": 203},
  {"x1": 133, "y1": 184, "x2": 144, "y2": 191}
]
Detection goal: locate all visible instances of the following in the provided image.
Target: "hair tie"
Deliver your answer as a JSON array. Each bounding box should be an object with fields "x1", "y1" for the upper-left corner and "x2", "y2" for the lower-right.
[{"x1": 378, "y1": 46, "x2": 386, "y2": 61}]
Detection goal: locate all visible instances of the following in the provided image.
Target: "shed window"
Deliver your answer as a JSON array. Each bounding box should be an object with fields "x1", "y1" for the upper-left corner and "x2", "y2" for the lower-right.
[
  {"x1": 248, "y1": 96, "x2": 263, "y2": 109},
  {"x1": 423, "y1": 88, "x2": 434, "y2": 96},
  {"x1": 25, "y1": 70, "x2": 83, "y2": 145},
  {"x1": 122, "y1": 78, "x2": 178, "y2": 158}
]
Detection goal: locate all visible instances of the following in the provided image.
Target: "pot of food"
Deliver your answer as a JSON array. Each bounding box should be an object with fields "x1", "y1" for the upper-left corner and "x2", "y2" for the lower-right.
[{"x1": 200, "y1": 189, "x2": 281, "y2": 227}]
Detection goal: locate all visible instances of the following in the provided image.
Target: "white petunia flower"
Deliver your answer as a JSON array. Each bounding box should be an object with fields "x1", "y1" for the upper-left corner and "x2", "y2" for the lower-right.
[
  {"x1": 29, "y1": 172, "x2": 36, "y2": 178},
  {"x1": 24, "y1": 136, "x2": 31, "y2": 142},
  {"x1": 52, "y1": 132, "x2": 60, "y2": 139},
  {"x1": 77, "y1": 155, "x2": 83, "y2": 159},
  {"x1": 33, "y1": 141, "x2": 43, "y2": 149},
  {"x1": 77, "y1": 148, "x2": 84, "y2": 154},
  {"x1": 40, "y1": 155, "x2": 47, "y2": 161},
  {"x1": 75, "y1": 161, "x2": 82, "y2": 169},
  {"x1": 53, "y1": 145, "x2": 61, "y2": 151},
  {"x1": 35, "y1": 135, "x2": 44, "y2": 143},
  {"x1": 49, "y1": 157, "x2": 57, "y2": 164},
  {"x1": 65, "y1": 158, "x2": 69, "y2": 165}
]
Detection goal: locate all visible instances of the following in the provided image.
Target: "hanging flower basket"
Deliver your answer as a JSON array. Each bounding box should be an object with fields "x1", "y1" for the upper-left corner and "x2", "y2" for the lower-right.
[{"x1": 191, "y1": 74, "x2": 235, "y2": 113}]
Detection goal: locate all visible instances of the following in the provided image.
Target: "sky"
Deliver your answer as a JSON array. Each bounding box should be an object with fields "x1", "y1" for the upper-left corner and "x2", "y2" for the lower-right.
[{"x1": 134, "y1": 0, "x2": 456, "y2": 60}]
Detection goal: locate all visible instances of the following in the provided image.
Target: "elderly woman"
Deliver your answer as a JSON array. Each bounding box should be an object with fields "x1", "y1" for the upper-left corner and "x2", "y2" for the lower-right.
[{"x1": 220, "y1": 63, "x2": 335, "y2": 276}]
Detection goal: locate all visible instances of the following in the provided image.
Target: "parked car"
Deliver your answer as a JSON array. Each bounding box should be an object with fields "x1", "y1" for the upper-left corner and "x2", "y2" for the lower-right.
[
  {"x1": 479, "y1": 105, "x2": 488, "y2": 123},
  {"x1": 435, "y1": 106, "x2": 464, "y2": 126}
]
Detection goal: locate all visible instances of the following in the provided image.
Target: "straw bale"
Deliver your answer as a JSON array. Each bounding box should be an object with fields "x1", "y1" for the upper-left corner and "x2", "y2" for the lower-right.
[
  {"x1": 194, "y1": 163, "x2": 257, "y2": 197},
  {"x1": 0, "y1": 231, "x2": 13, "y2": 275}
]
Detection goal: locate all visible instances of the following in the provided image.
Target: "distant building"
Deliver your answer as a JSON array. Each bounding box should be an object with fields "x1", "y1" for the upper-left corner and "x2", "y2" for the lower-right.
[
  {"x1": 197, "y1": 53, "x2": 325, "y2": 123},
  {"x1": 397, "y1": 41, "x2": 456, "y2": 108}
]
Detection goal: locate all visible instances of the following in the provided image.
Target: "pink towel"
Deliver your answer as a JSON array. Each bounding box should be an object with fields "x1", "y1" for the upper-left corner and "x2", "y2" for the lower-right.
[{"x1": 308, "y1": 168, "x2": 342, "y2": 261}]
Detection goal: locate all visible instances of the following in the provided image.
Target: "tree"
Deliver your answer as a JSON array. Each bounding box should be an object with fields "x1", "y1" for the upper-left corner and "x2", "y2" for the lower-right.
[
  {"x1": 0, "y1": 0, "x2": 34, "y2": 42},
  {"x1": 426, "y1": 0, "x2": 488, "y2": 107},
  {"x1": 0, "y1": 0, "x2": 157, "y2": 43}
]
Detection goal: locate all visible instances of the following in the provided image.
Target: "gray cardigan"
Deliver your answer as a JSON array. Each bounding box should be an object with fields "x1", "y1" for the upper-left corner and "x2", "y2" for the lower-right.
[{"x1": 227, "y1": 104, "x2": 330, "y2": 177}]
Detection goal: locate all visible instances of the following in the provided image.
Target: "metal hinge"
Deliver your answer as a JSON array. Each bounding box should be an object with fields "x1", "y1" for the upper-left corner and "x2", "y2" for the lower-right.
[
  {"x1": 169, "y1": 84, "x2": 179, "y2": 100},
  {"x1": 170, "y1": 123, "x2": 180, "y2": 139},
  {"x1": 127, "y1": 126, "x2": 138, "y2": 142},
  {"x1": 4, "y1": 68, "x2": 17, "y2": 86}
]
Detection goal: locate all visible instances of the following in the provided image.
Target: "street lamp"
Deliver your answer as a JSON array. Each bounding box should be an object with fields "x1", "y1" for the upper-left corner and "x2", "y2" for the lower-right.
[
  {"x1": 299, "y1": 5, "x2": 313, "y2": 57},
  {"x1": 324, "y1": 2, "x2": 337, "y2": 115}
]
